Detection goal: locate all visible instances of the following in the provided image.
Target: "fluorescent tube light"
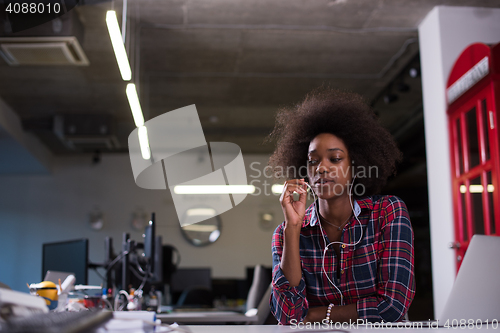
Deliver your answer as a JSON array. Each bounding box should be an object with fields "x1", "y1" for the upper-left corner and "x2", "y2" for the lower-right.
[
  {"x1": 173, "y1": 185, "x2": 256, "y2": 194},
  {"x1": 137, "y1": 125, "x2": 150, "y2": 160},
  {"x1": 186, "y1": 208, "x2": 217, "y2": 217},
  {"x1": 126, "y1": 83, "x2": 145, "y2": 127},
  {"x1": 272, "y1": 184, "x2": 284, "y2": 194},
  {"x1": 182, "y1": 224, "x2": 218, "y2": 232},
  {"x1": 106, "y1": 10, "x2": 132, "y2": 81}
]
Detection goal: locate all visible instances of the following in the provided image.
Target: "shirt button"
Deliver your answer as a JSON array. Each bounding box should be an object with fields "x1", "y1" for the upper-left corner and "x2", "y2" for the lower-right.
[
  {"x1": 341, "y1": 270, "x2": 345, "y2": 274},
  {"x1": 341, "y1": 244, "x2": 346, "y2": 249}
]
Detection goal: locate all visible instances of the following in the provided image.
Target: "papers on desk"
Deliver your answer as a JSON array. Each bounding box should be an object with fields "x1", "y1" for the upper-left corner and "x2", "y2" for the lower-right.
[
  {"x1": 95, "y1": 311, "x2": 192, "y2": 333},
  {"x1": 99, "y1": 319, "x2": 191, "y2": 333},
  {"x1": 102, "y1": 318, "x2": 153, "y2": 333},
  {"x1": 157, "y1": 310, "x2": 258, "y2": 324}
]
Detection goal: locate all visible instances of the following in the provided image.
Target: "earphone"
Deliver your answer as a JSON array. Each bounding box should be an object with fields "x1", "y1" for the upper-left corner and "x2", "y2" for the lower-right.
[{"x1": 297, "y1": 175, "x2": 363, "y2": 306}]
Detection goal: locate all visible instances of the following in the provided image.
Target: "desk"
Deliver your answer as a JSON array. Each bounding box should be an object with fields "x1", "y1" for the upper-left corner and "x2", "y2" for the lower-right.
[{"x1": 157, "y1": 311, "x2": 258, "y2": 324}]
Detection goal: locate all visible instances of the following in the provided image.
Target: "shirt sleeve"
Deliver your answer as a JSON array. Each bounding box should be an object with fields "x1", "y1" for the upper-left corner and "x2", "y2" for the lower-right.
[
  {"x1": 270, "y1": 224, "x2": 309, "y2": 324},
  {"x1": 356, "y1": 196, "x2": 415, "y2": 322}
]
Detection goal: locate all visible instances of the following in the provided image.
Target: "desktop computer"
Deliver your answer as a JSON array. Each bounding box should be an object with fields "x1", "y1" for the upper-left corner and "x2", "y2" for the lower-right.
[{"x1": 42, "y1": 239, "x2": 89, "y2": 285}]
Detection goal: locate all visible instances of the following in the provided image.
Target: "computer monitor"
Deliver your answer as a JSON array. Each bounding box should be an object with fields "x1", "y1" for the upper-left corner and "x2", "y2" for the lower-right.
[
  {"x1": 170, "y1": 268, "x2": 211, "y2": 293},
  {"x1": 118, "y1": 213, "x2": 163, "y2": 290},
  {"x1": 169, "y1": 268, "x2": 211, "y2": 305},
  {"x1": 42, "y1": 239, "x2": 89, "y2": 285},
  {"x1": 143, "y1": 213, "x2": 155, "y2": 272},
  {"x1": 142, "y1": 213, "x2": 163, "y2": 285}
]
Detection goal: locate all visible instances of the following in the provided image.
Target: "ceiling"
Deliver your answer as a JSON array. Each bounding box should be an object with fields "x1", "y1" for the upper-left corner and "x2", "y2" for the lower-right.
[{"x1": 0, "y1": 0, "x2": 499, "y2": 168}]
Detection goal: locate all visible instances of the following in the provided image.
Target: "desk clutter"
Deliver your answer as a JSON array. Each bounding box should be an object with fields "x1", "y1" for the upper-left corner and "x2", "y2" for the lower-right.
[
  {"x1": 36, "y1": 214, "x2": 272, "y2": 314},
  {"x1": 0, "y1": 287, "x2": 191, "y2": 332},
  {"x1": 2, "y1": 308, "x2": 113, "y2": 333},
  {"x1": 0, "y1": 212, "x2": 275, "y2": 330},
  {"x1": 0, "y1": 262, "x2": 275, "y2": 331}
]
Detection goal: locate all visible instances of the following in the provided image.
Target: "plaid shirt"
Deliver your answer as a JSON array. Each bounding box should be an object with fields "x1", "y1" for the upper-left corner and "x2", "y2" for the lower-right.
[{"x1": 270, "y1": 195, "x2": 415, "y2": 324}]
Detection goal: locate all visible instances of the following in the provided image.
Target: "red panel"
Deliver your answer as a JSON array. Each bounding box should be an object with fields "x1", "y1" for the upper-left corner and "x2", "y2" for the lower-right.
[
  {"x1": 447, "y1": 43, "x2": 491, "y2": 89},
  {"x1": 447, "y1": 42, "x2": 500, "y2": 272},
  {"x1": 490, "y1": 82, "x2": 500, "y2": 235},
  {"x1": 478, "y1": 97, "x2": 491, "y2": 235}
]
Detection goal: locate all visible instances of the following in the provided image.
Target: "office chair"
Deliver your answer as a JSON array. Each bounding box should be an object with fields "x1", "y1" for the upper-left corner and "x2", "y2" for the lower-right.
[
  {"x1": 245, "y1": 265, "x2": 275, "y2": 325},
  {"x1": 246, "y1": 265, "x2": 269, "y2": 311},
  {"x1": 249, "y1": 283, "x2": 275, "y2": 325}
]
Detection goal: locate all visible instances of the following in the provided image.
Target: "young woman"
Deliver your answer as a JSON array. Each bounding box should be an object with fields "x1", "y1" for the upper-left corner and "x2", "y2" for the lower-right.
[{"x1": 268, "y1": 88, "x2": 415, "y2": 325}]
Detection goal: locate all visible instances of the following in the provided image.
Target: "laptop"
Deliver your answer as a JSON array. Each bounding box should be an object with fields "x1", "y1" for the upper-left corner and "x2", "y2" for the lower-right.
[
  {"x1": 44, "y1": 270, "x2": 74, "y2": 285},
  {"x1": 437, "y1": 234, "x2": 500, "y2": 324}
]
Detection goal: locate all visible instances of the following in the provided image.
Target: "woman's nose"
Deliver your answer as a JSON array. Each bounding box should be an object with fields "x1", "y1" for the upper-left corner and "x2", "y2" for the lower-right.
[{"x1": 316, "y1": 160, "x2": 330, "y2": 174}]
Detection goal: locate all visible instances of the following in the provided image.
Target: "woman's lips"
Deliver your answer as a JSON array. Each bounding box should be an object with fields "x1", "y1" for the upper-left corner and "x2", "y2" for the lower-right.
[{"x1": 313, "y1": 179, "x2": 334, "y2": 186}]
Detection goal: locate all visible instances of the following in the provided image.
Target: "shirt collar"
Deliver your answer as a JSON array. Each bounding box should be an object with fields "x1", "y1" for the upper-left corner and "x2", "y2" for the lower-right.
[{"x1": 303, "y1": 196, "x2": 373, "y2": 228}]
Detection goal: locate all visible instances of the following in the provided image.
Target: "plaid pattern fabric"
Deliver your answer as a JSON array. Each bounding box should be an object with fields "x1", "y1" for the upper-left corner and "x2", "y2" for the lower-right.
[{"x1": 270, "y1": 195, "x2": 415, "y2": 324}]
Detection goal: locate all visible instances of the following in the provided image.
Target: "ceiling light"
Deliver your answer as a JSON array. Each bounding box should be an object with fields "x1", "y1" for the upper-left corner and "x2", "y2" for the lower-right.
[
  {"x1": 126, "y1": 83, "x2": 144, "y2": 127},
  {"x1": 186, "y1": 208, "x2": 217, "y2": 217},
  {"x1": 409, "y1": 67, "x2": 420, "y2": 78},
  {"x1": 173, "y1": 185, "x2": 256, "y2": 194},
  {"x1": 271, "y1": 184, "x2": 284, "y2": 194},
  {"x1": 182, "y1": 224, "x2": 218, "y2": 232},
  {"x1": 137, "y1": 125, "x2": 150, "y2": 160},
  {"x1": 262, "y1": 213, "x2": 273, "y2": 221},
  {"x1": 106, "y1": 10, "x2": 131, "y2": 81},
  {"x1": 383, "y1": 93, "x2": 398, "y2": 104}
]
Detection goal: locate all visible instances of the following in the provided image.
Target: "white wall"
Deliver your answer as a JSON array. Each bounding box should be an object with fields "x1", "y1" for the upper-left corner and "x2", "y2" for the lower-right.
[
  {"x1": 0, "y1": 153, "x2": 284, "y2": 292},
  {"x1": 419, "y1": 6, "x2": 500, "y2": 319}
]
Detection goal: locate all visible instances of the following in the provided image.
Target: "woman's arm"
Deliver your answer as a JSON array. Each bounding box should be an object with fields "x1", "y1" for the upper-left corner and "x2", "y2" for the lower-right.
[
  {"x1": 270, "y1": 179, "x2": 309, "y2": 324},
  {"x1": 279, "y1": 179, "x2": 307, "y2": 286},
  {"x1": 356, "y1": 196, "x2": 415, "y2": 322},
  {"x1": 270, "y1": 230, "x2": 309, "y2": 325}
]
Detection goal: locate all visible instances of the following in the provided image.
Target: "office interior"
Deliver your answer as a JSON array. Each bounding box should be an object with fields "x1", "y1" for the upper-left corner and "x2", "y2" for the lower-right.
[{"x1": 0, "y1": 1, "x2": 499, "y2": 323}]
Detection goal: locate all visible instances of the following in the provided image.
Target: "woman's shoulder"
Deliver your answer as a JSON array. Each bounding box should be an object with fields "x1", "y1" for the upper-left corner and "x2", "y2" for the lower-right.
[{"x1": 366, "y1": 195, "x2": 411, "y2": 229}]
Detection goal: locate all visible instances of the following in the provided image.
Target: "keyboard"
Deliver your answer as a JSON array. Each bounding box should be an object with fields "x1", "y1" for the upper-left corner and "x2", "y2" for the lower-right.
[{"x1": 1, "y1": 310, "x2": 113, "y2": 333}]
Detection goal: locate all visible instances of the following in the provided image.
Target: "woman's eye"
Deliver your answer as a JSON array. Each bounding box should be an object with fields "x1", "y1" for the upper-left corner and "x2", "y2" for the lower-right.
[
  {"x1": 307, "y1": 160, "x2": 317, "y2": 165},
  {"x1": 330, "y1": 158, "x2": 342, "y2": 163}
]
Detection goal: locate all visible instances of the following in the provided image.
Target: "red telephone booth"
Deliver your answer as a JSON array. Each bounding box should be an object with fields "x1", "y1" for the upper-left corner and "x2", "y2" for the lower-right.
[{"x1": 446, "y1": 42, "x2": 500, "y2": 271}]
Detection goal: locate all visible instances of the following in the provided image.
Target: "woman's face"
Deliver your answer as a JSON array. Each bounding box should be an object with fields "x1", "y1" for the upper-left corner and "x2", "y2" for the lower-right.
[{"x1": 307, "y1": 133, "x2": 352, "y2": 200}]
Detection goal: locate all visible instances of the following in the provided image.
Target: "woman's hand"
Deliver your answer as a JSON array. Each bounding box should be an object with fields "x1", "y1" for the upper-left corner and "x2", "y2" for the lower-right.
[{"x1": 280, "y1": 179, "x2": 308, "y2": 229}]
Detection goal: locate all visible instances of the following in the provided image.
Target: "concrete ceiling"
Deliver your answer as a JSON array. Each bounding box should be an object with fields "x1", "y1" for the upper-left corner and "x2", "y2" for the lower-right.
[{"x1": 0, "y1": 0, "x2": 499, "y2": 161}]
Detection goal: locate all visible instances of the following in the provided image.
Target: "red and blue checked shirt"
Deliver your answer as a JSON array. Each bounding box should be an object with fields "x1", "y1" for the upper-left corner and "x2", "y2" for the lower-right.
[{"x1": 270, "y1": 195, "x2": 415, "y2": 324}]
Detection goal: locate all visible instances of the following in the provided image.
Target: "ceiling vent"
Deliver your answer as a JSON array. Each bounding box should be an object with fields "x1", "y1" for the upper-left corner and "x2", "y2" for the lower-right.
[
  {"x1": 0, "y1": 36, "x2": 89, "y2": 66},
  {"x1": 53, "y1": 114, "x2": 120, "y2": 151}
]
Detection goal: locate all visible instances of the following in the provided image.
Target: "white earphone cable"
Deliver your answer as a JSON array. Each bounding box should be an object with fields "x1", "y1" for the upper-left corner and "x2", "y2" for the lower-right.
[{"x1": 303, "y1": 175, "x2": 363, "y2": 306}]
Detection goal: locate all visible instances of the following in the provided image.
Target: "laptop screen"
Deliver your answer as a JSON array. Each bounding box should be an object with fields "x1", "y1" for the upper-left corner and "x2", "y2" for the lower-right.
[{"x1": 439, "y1": 234, "x2": 500, "y2": 323}]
